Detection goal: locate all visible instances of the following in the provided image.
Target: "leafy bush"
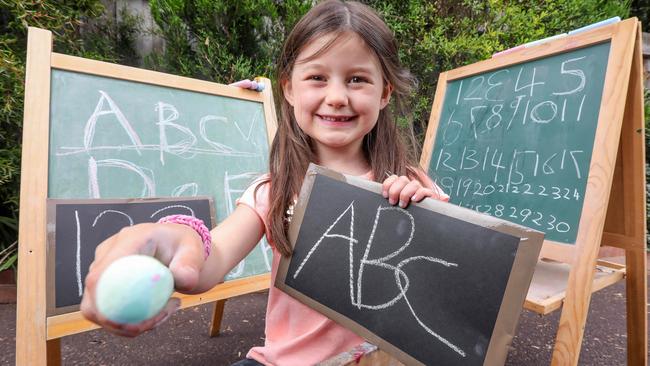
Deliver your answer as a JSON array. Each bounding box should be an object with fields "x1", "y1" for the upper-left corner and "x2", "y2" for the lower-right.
[
  {"x1": 631, "y1": 0, "x2": 649, "y2": 26},
  {"x1": 145, "y1": 0, "x2": 313, "y2": 83},
  {"x1": 0, "y1": 0, "x2": 141, "y2": 269},
  {"x1": 142, "y1": 0, "x2": 632, "y2": 138},
  {"x1": 368, "y1": 0, "x2": 631, "y2": 137}
]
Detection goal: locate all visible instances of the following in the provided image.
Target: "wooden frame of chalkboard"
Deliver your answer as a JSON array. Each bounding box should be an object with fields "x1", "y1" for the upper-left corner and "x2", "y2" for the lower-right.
[
  {"x1": 45, "y1": 197, "x2": 216, "y2": 316},
  {"x1": 419, "y1": 18, "x2": 646, "y2": 365},
  {"x1": 16, "y1": 27, "x2": 278, "y2": 365},
  {"x1": 276, "y1": 164, "x2": 544, "y2": 366}
]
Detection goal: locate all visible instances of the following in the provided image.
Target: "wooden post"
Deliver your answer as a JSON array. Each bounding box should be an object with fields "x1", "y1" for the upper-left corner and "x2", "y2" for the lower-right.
[
  {"x1": 619, "y1": 24, "x2": 647, "y2": 366},
  {"x1": 46, "y1": 339, "x2": 61, "y2": 366},
  {"x1": 209, "y1": 299, "x2": 227, "y2": 337},
  {"x1": 547, "y1": 19, "x2": 644, "y2": 366},
  {"x1": 596, "y1": 22, "x2": 647, "y2": 366},
  {"x1": 15, "y1": 27, "x2": 53, "y2": 366}
]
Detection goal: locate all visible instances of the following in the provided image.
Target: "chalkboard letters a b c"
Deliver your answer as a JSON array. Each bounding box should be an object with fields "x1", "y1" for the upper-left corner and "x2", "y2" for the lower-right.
[{"x1": 276, "y1": 165, "x2": 544, "y2": 366}]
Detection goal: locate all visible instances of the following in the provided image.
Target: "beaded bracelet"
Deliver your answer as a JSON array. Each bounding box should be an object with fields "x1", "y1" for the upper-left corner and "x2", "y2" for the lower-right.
[{"x1": 157, "y1": 214, "x2": 212, "y2": 259}]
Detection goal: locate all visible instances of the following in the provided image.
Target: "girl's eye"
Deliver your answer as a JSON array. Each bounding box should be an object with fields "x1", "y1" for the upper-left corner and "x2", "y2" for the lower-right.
[
  {"x1": 309, "y1": 75, "x2": 324, "y2": 81},
  {"x1": 350, "y1": 76, "x2": 367, "y2": 83}
]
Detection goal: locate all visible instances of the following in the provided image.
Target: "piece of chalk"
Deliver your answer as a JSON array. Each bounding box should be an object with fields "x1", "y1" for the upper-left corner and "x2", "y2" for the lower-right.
[
  {"x1": 568, "y1": 17, "x2": 621, "y2": 35},
  {"x1": 230, "y1": 79, "x2": 253, "y2": 88},
  {"x1": 229, "y1": 79, "x2": 265, "y2": 92},
  {"x1": 492, "y1": 45, "x2": 525, "y2": 58},
  {"x1": 523, "y1": 33, "x2": 567, "y2": 48},
  {"x1": 254, "y1": 80, "x2": 265, "y2": 92},
  {"x1": 96, "y1": 255, "x2": 174, "y2": 324}
]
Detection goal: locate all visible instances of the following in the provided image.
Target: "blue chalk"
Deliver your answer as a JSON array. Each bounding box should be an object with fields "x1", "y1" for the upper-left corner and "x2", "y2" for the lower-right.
[
  {"x1": 492, "y1": 44, "x2": 525, "y2": 58},
  {"x1": 568, "y1": 17, "x2": 621, "y2": 35},
  {"x1": 523, "y1": 33, "x2": 567, "y2": 48}
]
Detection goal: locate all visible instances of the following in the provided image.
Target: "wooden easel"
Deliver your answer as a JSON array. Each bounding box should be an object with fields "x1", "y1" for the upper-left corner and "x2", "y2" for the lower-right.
[
  {"x1": 418, "y1": 18, "x2": 647, "y2": 366},
  {"x1": 527, "y1": 21, "x2": 647, "y2": 366},
  {"x1": 15, "y1": 27, "x2": 276, "y2": 365}
]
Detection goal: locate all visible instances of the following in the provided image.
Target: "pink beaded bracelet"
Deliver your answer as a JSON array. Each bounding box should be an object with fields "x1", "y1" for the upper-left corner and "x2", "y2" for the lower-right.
[{"x1": 157, "y1": 214, "x2": 212, "y2": 259}]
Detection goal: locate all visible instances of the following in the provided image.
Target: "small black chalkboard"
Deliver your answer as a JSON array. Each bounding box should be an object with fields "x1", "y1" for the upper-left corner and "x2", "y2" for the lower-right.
[
  {"x1": 276, "y1": 165, "x2": 544, "y2": 366},
  {"x1": 46, "y1": 197, "x2": 214, "y2": 315}
]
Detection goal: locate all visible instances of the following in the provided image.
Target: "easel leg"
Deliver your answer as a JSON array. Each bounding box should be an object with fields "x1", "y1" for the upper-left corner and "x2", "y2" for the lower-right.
[
  {"x1": 622, "y1": 23, "x2": 648, "y2": 366},
  {"x1": 209, "y1": 299, "x2": 227, "y2": 337},
  {"x1": 46, "y1": 338, "x2": 61, "y2": 366},
  {"x1": 625, "y1": 248, "x2": 648, "y2": 365},
  {"x1": 551, "y1": 257, "x2": 598, "y2": 365}
]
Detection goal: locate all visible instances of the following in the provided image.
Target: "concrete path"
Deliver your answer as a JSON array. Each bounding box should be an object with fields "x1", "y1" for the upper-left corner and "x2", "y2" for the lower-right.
[{"x1": 1, "y1": 257, "x2": 646, "y2": 365}]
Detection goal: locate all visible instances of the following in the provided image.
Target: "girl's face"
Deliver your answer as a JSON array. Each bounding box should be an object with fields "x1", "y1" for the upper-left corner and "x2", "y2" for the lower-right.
[{"x1": 283, "y1": 32, "x2": 392, "y2": 159}]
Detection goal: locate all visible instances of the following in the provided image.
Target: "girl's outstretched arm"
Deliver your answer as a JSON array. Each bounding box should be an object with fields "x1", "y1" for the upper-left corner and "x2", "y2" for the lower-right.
[
  {"x1": 191, "y1": 204, "x2": 265, "y2": 293},
  {"x1": 80, "y1": 204, "x2": 264, "y2": 337}
]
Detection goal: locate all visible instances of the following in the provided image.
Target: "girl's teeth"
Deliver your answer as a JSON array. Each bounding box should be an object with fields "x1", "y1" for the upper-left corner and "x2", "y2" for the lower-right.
[{"x1": 322, "y1": 116, "x2": 351, "y2": 122}]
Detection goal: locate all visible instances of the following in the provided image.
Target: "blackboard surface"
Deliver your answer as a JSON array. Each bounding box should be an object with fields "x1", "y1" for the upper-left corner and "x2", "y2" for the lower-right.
[
  {"x1": 47, "y1": 69, "x2": 272, "y2": 279},
  {"x1": 278, "y1": 171, "x2": 542, "y2": 365},
  {"x1": 427, "y1": 42, "x2": 610, "y2": 244},
  {"x1": 47, "y1": 198, "x2": 213, "y2": 314}
]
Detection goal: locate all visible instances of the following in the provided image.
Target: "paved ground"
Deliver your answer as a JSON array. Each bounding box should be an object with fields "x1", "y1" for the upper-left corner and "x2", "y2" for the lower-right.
[{"x1": 1, "y1": 258, "x2": 647, "y2": 365}]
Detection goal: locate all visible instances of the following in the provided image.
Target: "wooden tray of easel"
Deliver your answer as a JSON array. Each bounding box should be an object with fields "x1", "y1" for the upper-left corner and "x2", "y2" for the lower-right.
[{"x1": 525, "y1": 258, "x2": 626, "y2": 315}]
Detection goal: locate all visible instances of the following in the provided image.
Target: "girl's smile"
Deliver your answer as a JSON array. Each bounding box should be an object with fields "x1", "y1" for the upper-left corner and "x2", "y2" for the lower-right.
[
  {"x1": 317, "y1": 114, "x2": 357, "y2": 126},
  {"x1": 283, "y1": 31, "x2": 392, "y2": 161}
]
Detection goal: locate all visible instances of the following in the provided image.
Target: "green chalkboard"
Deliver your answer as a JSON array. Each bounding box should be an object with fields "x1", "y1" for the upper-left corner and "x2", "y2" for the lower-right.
[
  {"x1": 427, "y1": 42, "x2": 611, "y2": 244},
  {"x1": 48, "y1": 69, "x2": 273, "y2": 280}
]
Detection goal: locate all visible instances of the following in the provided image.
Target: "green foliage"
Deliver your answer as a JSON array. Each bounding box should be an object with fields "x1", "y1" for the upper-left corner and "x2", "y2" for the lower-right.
[
  {"x1": 631, "y1": 0, "x2": 650, "y2": 26},
  {"x1": 0, "y1": 235, "x2": 16, "y2": 271},
  {"x1": 367, "y1": 0, "x2": 630, "y2": 137},
  {"x1": 146, "y1": 0, "x2": 313, "y2": 83},
  {"x1": 0, "y1": 0, "x2": 141, "y2": 269},
  {"x1": 143, "y1": 0, "x2": 630, "y2": 138}
]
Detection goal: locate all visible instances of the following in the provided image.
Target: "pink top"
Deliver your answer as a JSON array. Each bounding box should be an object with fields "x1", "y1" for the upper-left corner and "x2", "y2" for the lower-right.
[{"x1": 237, "y1": 172, "x2": 448, "y2": 366}]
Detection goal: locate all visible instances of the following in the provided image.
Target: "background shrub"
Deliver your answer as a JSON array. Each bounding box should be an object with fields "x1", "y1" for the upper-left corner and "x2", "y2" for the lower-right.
[
  {"x1": 145, "y1": 0, "x2": 313, "y2": 83},
  {"x1": 0, "y1": 0, "x2": 141, "y2": 269}
]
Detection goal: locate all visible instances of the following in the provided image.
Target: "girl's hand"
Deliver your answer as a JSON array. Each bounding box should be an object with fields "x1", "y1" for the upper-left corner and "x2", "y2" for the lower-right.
[
  {"x1": 229, "y1": 79, "x2": 265, "y2": 91},
  {"x1": 382, "y1": 174, "x2": 439, "y2": 208},
  {"x1": 80, "y1": 222, "x2": 205, "y2": 337}
]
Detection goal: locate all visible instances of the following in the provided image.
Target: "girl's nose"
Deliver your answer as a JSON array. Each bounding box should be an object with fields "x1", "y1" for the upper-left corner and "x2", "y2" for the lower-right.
[{"x1": 325, "y1": 81, "x2": 348, "y2": 108}]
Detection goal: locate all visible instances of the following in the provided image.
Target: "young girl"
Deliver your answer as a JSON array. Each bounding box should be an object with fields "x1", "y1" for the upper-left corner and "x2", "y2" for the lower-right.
[{"x1": 81, "y1": 1, "x2": 448, "y2": 365}]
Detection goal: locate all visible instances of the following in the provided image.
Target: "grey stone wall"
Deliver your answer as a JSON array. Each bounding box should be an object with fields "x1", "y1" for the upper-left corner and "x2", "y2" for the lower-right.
[{"x1": 101, "y1": 0, "x2": 164, "y2": 62}]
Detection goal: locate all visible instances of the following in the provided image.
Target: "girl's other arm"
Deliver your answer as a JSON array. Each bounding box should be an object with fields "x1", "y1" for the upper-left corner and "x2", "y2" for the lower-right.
[{"x1": 382, "y1": 171, "x2": 449, "y2": 208}]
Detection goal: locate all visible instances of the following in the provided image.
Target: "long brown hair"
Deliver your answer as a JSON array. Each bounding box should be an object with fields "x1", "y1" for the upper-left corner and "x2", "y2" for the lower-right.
[{"x1": 265, "y1": 0, "x2": 422, "y2": 256}]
